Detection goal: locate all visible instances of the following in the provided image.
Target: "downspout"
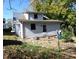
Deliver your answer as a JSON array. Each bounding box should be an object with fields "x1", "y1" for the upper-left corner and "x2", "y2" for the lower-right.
[{"x1": 20, "y1": 21, "x2": 23, "y2": 39}]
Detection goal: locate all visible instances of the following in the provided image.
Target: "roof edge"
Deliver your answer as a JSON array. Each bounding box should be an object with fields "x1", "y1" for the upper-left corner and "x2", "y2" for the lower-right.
[{"x1": 19, "y1": 19, "x2": 63, "y2": 23}]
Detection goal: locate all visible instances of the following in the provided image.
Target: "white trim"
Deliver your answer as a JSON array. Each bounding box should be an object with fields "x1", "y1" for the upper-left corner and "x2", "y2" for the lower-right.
[{"x1": 20, "y1": 22, "x2": 23, "y2": 39}]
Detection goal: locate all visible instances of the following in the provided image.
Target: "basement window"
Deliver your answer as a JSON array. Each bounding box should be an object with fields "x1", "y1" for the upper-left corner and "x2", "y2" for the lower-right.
[
  {"x1": 34, "y1": 14, "x2": 38, "y2": 19},
  {"x1": 31, "y1": 24, "x2": 36, "y2": 30}
]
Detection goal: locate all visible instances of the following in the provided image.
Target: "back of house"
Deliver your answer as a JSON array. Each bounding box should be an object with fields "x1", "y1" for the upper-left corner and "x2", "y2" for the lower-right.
[{"x1": 13, "y1": 11, "x2": 62, "y2": 39}]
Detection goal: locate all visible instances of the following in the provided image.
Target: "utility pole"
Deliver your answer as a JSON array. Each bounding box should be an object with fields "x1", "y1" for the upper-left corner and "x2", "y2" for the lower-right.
[{"x1": 57, "y1": 30, "x2": 61, "y2": 59}]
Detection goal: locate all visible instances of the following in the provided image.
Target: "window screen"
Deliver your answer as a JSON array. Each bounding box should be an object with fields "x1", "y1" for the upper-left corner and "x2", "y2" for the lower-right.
[
  {"x1": 13, "y1": 17, "x2": 16, "y2": 21},
  {"x1": 34, "y1": 14, "x2": 38, "y2": 19},
  {"x1": 31, "y1": 24, "x2": 36, "y2": 30},
  {"x1": 43, "y1": 25, "x2": 47, "y2": 32}
]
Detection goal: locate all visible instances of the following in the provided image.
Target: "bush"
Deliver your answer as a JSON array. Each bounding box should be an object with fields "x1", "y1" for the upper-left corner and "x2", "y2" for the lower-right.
[
  {"x1": 4, "y1": 43, "x2": 51, "y2": 59},
  {"x1": 61, "y1": 30, "x2": 74, "y2": 42}
]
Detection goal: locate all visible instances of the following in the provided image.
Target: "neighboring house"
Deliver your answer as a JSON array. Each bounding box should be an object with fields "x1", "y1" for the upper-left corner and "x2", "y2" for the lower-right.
[
  {"x1": 13, "y1": 11, "x2": 62, "y2": 39},
  {"x1": 3, "y1": 18, "x2": 6, "y2": 29},
  {"x1": 3, "y1": 18, "x2": 9, "y2": 29},
  {"x1": 10, "y1": 18, "x2": 16, "y2": 32}
]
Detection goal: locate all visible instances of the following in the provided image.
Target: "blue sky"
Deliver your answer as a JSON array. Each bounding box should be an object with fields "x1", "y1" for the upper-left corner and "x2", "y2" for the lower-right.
[{"x1": 3, "y1": 0, "x2": 30, "y2": 20}]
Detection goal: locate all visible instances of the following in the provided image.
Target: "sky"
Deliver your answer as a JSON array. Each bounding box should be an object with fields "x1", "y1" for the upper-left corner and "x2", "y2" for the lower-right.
[{"x1": 3, "y1": 0, "x2": 30, "y2": 20}]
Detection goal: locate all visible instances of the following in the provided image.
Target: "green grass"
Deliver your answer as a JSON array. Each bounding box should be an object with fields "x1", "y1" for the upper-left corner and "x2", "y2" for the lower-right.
[{"x1": 3, "y1": 35, "x2": 18, "y2": 40}]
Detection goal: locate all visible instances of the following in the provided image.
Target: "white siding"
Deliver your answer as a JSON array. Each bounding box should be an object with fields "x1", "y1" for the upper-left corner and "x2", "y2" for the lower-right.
[
  {"x1": 29, "y1": 13, "x2": 43, "y2": 20},
  {"x1": 28, "y1": 13, "x2": 33, "y2": 20},
  {"x1": 23, "y1": 22, "x2": 60, "y2": 38},
  {"x1": 46, "y1": 23, "x2": 60, "y2": 35},
  {"x1": 13, "y1": 13, "x2": 44, "y2": 20},
  {"x1": 13, "y1": 13, "x2": 29, "y2": 20},
  {"x1": 15, "y1": 21, "x2": 22, "y2": 37},
  {"x1": 15, "y1": 24, "x2": 21, "y2": 36},
  {"x1": 24, "y1": 13, "x2": 29, "y2": 20}
]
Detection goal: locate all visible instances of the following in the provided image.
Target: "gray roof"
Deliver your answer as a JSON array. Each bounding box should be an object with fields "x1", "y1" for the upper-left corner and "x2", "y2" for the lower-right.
[
  {"x1": 24, "y1": 11, "x2": 45, "y2": 14},
  {"x1": 19, "y1": 19, "x2": 63, "y2": 23}
]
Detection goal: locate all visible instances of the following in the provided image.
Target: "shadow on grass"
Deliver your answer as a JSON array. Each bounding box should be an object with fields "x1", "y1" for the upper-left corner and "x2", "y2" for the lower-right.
[
  {"x1": 3, "y1": 40, "x2": 23, "y2": 46},
  {"x1": 3, "y1": 31, "x2": 15, "y2": 35},
  {"x1": 3, "y1": 28, "x2": 15, "y2": 35}
]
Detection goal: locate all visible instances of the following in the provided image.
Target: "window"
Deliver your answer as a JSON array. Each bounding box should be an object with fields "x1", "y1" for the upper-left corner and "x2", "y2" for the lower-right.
[
  {"x1": 43, "y1": 25, "x2": 47, "y2": 32},
  {"x1": 43, "y1": 17, "x2": 47, "y2": 20},
  {"x1": 13, "y1": 17, "x2": 16, "y2": 21},
  {"x1": 3, "y1": 21, "x2": 5, "y2": 23},
  {"x1": 31, "y1": 24, "x2": 36, "y2": 30},
  {"x1": 3, "y1": 18, "x2": 5, "y2": 23},
  {"x1": 34, "y1": 14, "x2": 38, "y2": 19}
]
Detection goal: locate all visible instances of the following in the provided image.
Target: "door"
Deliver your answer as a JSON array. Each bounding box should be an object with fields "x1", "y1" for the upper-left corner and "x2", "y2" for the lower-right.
[{"x1": 43, "y1": 25, "x2": 47, "y2": 32}]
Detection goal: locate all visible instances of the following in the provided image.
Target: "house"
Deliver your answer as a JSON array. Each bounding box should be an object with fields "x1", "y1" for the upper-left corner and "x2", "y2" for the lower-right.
[
  {"x1": 3, "y1": 18, "x2": 9, "y2": 29},
  {"x1": 13, "y1": 11, "x2": 62, "y2": 39},
  {"x1": 11, "y1": 17, "x2": 16, "y2": 32}
]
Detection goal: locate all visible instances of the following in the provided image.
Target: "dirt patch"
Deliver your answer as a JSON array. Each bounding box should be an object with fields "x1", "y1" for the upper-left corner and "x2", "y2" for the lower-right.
[
  {"x1": 23, "y1": 38, "x2": 76, "y2": 58},
  {"x1": 24, "y1": 38, "x2": 75, "y2": 49}
]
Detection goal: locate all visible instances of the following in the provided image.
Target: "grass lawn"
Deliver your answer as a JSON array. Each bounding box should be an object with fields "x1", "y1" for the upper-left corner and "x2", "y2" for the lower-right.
[{"x1": 3, "y1": 35, "x2": 18, "y2": 40}]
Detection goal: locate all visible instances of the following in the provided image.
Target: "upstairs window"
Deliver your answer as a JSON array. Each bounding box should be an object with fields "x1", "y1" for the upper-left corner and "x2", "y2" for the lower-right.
[
  {"x1": 31, "y1": 23, "x2": 36, "y2": 30},
  {"x1": 43, "y1": 17, "x2": 47, "y2": 20},
  {"x1": 34, "y1": 14, "x2": 38, "y2": 19},
  {"x1": 13, "y1": 17, "x2": 16, "y2": 21}
]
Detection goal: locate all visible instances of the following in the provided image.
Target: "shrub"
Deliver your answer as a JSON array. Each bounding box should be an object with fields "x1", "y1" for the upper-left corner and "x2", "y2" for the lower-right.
[
  {"x1": 4, "y1": 43, "x2": 52, "y2": 59},
  {"x1": 39, "y1": 48, "x2": 51, "y2": 59},
  {"x1": 61, "y1": 30, "x2": 74, "y2": 42}
]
